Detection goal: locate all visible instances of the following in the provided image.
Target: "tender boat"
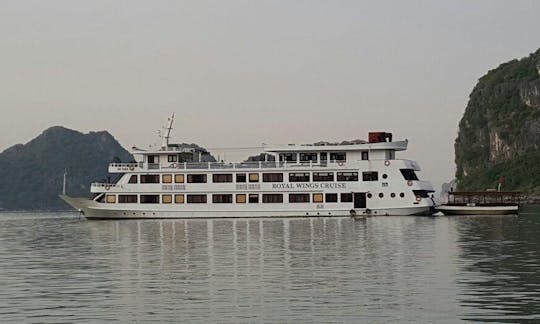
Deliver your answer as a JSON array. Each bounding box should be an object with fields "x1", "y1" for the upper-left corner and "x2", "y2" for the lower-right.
[
  {"x1": 61, "y1": 115, "x2": 436, "y2": 219},
  {"x1": 436, "y1": 191, "x2": 520, "y2": 215}
]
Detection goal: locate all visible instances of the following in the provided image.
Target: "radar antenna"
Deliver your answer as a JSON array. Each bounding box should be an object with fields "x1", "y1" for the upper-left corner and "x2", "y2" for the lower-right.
[{"x1": 161, "y1": 113, "x2": 175, "y2": 149}]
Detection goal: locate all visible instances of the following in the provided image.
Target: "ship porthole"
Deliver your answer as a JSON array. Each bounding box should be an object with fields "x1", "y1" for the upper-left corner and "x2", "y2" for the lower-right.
[
  {"x1": 382, "y1": 174, "x2": 388, "y2": 179},
  {"x1": 391, "y1": 193, "x2": 396, "y2": 198},
  {"x1": 379, "y1": 193, "x2": 384, "y2": 198},
  {"x1": 367, "y1": 193, "x2": 372, "y2": 198},
  {"x1": 400, "y1": 193, "x2": 405, "y2": 198}
]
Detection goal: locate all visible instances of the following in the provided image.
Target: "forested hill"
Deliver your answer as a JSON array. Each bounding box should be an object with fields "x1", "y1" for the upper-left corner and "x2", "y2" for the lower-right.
[
  {"x1": 0, "y1": 127, "x2": 133, "y2": 210},
  {"x1": 455, "y1": 48, "x2": 540, "y2": 193}
]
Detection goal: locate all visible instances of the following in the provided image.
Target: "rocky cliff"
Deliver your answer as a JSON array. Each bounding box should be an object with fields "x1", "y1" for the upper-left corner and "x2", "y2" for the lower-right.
[{"x1": 455, "y1": 49, "x2": 540, "y2": 192}]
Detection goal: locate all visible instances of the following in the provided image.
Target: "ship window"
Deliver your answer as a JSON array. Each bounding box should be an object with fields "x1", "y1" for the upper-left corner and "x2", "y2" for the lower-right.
[
  {"x1": 128, "y1": 175, "x2": 138, "y2": 184},
  {"x1": 141, "y1": 175, "x2": 160, "y2": 183},
  {"x1": 289, "y1": 172, "x2": 310, "y2": 182},
  {"x1": 162, "y1": 194, "x2": 173, "y2": 204},
  {"x1": 279, "y1": 153, "x2": 297, "y2": 162},
  {"x1": 141, "y1": 195, "x2": 159, "y2": 204},
  {"x1": 187, "y1": 174, "x2": 207, "y2": 183},
  {"x1": 236, "y1": 173, "x2": 246, "y2": 183},
  {"x1": 118, "y1": 195, "x2": 137, "y2": 203},
  {"x1": 400, "y1": 192, "x2": 405, "y2": 198},
  {"x1": 330, "y1": 152, "x2": 346, "y2": 161},
  {"x1": 379, "y1": 193, "x2": 384, "y2": 198},
  {"x1": 106, "y1": 194, "x2": 116, "y2": 203},
  {"x1": 382, "y1": 174, "x2": 388, "y2": 179},
  {"x1": 187, "y1": 194, "x2": 207, "y2": 203},
  {"x1": 362, "y1": 172, "x2": 378, "y2": 181},
  {"x1": 175, "y1": 174, "x2": 184, "y2": 183},
  {"x1": 413, "y1": 190, "x2": 430, "y2": 198},
  {"x1": 337, "y1": 172, "x2": 358, "y2": 181},
  {"x1": 263, "y1": 173, "x2": 283, "y2": 182},
  {"x1": 400, "y1": 169, "x2": 419, "y2": 181},
  {"x1": 168, "y1": 155, "x2": 178, "y2": 162},
  {"x1": 313, "y1": 172, "x2": 334, "y2": 182},
  {"x1": 263, "y1": 194, "x2": 283, "y2": 203},
  {"x1": 289, "y1": 194, "x2": 310, "y2": 203},
  {"x1": 320, "y1": 152, "x2": 327, "y2": 161},
  {"x1": 249, "y1": 173, "x2": 259, "y2": 182},
  {"x1": 391, "y1": 193, "x2": 396, "y2": 198},
  {"x1": 341, "y1": 193, "x2": 353, "y2": 203},
  {"x1": 367, "y1": 193, "x2": 373, "y2": 198},
  {"x1": 325, "y1": 193, "x2": 338, "y2": 203},
  {"x1": 175, "y1": 194, "x2": 184, "y2": 204},
  {"x1": 236, "y1": 194, "x2": 246, "y2": 204},
  {"x1": 249, "y1": 194, "x2": 259, "y2": 203},
  {"x1": 162, "y1": 174, "x2": 172, "y2": 184},
  {"x1": 300, "y1": 152, "x2": 318, "y2": 162},
  {"x1": 313, "y1": 193, "x2": 323, "y2": 203},
  {"x1": 213, "y1": 174, "x2": 233, "y2": 183},
  {"x1": 213, "y1": 194, "x2": 233, "y2": 203},
  {"x1": 361, "y1": 151, "x2": 369, "y2": 160}
]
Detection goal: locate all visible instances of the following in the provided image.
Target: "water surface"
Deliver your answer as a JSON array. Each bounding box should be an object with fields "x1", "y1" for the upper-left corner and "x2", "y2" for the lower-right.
[{"x1": 1, "y1": 207, "x2": 539, "y2": 323}]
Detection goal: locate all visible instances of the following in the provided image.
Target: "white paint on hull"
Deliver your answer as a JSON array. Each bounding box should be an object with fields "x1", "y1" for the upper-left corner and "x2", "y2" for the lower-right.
[{"x1": 436, "y1": 205, "x2": 518, "y2": 215}]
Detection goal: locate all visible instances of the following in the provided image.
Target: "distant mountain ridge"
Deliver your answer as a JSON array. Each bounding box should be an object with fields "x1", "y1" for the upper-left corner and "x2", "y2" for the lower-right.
[{"x1": 0, "y1": 126, "x2": 133, "y2": 210}]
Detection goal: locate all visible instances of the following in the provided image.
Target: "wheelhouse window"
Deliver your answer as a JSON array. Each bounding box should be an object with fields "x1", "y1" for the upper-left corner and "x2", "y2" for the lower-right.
[
  {"x1": 118, "y1": 195, "x2": 137, "y2": 203},
  {"x1": 141, "y1": 195, "x2": 159, "y2": 204},
  {"x1": 330, "y1": 152, "x2": 346, "y2": 161},
  {"x1": 162, "y1": 174, "x2": 172, "y2": 183},
  {"x1": 212, "y1": 194, "x2": 233, "y2": 203},
  {"x1": 213, "y1": 174, "x2": 233, "y2": 183},
  {"x1": 289, "y1": 172, "x2": 310, "y2": 182},
  {"x1": 300, "y1": 152, "x2": 317, "y2": 162},
  {"x1": 175, "y1": 194, "x2": 184, "y2": 204},
  {"x1": 279, "y1": 153, "x2": 297, "y2": 162},
  {"x1": 141, "y1": 175, "x2": 160, "y2": 183},
  {"x1": 337, "y1": 172, "x2": 358, "y2": 181},
  {"x1": 187, "y1": 194, "x2": 207, "y2": 203},
  {"x1": 249, "y1": 194, "x2": 259, "y2": 203},
  {"x1": 236, "y1": 194, "x2": 246, "y2": 204},
  {"x1": 341, "y1": 193, "x2": 353, "y2": 203},
  {"x1": 400, "y1": 169, "x2": 419, "y2": 181},
  {"x1": 249, "y1": 173, "x2": 259, "y2": 183},
  {"x1": 289, "y1": 193, "x2": 310, "y2": 203},
  {"x1": 168, "y1": 155, "x2": 178, "y2": 162},
  {"x1": 313, "y1": 172, "x2": 334, "y2": 182},
  {"x1": 187, "y1": 174, "x2": 207, "y2": 183},
  {"x1": 236, "y1": 173, "x2": 247, "y2": 183},
  {"x1": 325, "y1": 193, "x2": 338, "y2": 203},
  {"x1": 175, "y1": 174, "x2": 185, "y2": 183},
  {"x1": 263, "y1": 173, "x2": 283, "y2": 182},
  {"x1": 162, "y1": 194, "x2": 173, "y2": 204},
  {"x1": 106, "y1": 194, "x2": 116, "y2": 203},
  {"x1": 262, "y1": 194, "x2": 283, "y2": 203},
  {"x1": 128, "y1": 175, "x2": 138, "y2": 184},
  {"x1": 313, "y1": 193, "x2": 323, "y2": 203},
  {"x1": 362, "y1": 171, "x2": 379, "y2": 181}
]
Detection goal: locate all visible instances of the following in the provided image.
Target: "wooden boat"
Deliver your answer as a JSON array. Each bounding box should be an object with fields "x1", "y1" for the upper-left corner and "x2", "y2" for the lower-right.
[{"x1": 436, "y1": 191, "x2": 520, "y2": 215}]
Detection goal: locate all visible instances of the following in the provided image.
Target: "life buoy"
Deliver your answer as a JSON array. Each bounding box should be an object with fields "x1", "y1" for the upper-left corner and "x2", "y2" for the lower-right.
[
  {"x1": 105, "y1": 185, "x2": 111, "y2": 191},
  {"x1": 337, "y1": 161, "x2": 344, "y2": 166},
  {"x1": 129, "y1": 165, "x2": 135, "y2": 171},
  {"x1": 407, "y1": 180, "x2": 413, "y2": 186},
  {"x1": 384, "y1": 160, "x2": 390, "y2": 166},
  {"x1": 365, "y1": 208, "x2": 372, "y2": 215}
]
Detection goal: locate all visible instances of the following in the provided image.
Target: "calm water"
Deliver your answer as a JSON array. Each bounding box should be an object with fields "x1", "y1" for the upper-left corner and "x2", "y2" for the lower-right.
[{"x1": 1, "y1": 207, "x2": 540, "y2": 323}]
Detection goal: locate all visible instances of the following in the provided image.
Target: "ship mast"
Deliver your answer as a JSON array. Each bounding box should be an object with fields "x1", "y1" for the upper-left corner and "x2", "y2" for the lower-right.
[{"x1": 161, "y1": 113, "x2": 174, "y2": 149}]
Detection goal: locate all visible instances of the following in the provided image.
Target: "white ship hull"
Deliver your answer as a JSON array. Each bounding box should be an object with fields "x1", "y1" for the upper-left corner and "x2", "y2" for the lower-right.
[
  {"x1": 61, "y1": 195, "x2": 433, "y2": 219},
  {"x1": 436, "y1": 205, "x2": 518, "y2": 215}
]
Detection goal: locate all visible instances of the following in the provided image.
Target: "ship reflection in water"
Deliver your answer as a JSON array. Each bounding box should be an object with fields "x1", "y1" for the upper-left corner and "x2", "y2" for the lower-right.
[{"x1": 0, "y1": 209, "x2": 540, "y2": 322}]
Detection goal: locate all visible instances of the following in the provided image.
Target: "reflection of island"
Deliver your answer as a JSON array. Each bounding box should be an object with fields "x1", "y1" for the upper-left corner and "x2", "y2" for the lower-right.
[{"x1": 453, "y1": 213, "x2": 540, "y2": 321}]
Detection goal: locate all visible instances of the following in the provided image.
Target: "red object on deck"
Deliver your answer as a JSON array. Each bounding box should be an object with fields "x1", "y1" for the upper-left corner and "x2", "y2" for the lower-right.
[{"x1": 368, "y1": 132, "x2": 393, "y2": 143}]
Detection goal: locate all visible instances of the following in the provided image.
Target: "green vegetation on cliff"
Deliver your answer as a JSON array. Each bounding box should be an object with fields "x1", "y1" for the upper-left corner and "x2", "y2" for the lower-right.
[{"x1": 455, "y1": 49, "x2": 540, "y2": 192}]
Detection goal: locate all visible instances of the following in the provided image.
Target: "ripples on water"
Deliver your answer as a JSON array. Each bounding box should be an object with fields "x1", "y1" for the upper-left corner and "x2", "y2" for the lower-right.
[{"x1": 0, "y1": 208, "x2": 539, "y2": 323}]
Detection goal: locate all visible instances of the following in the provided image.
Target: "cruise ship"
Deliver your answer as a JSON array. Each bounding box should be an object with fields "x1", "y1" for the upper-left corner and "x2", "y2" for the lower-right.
[{"x1": 61, "y1": 116, "x2": 435, "y2": 219}]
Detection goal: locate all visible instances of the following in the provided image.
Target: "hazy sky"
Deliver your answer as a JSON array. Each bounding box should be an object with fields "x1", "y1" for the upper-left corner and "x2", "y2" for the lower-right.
[{"x1": 1, "y1": 0, "x2": 539, "y2": 191}]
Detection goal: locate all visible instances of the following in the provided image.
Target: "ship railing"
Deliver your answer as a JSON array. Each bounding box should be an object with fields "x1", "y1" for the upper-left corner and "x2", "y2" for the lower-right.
[
  {"x1": 91, "y1": 182, "x2": 119, "y2": 189},
  {"x1": 109, "y1": 160, "x2": 348, "y2": 171}
]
